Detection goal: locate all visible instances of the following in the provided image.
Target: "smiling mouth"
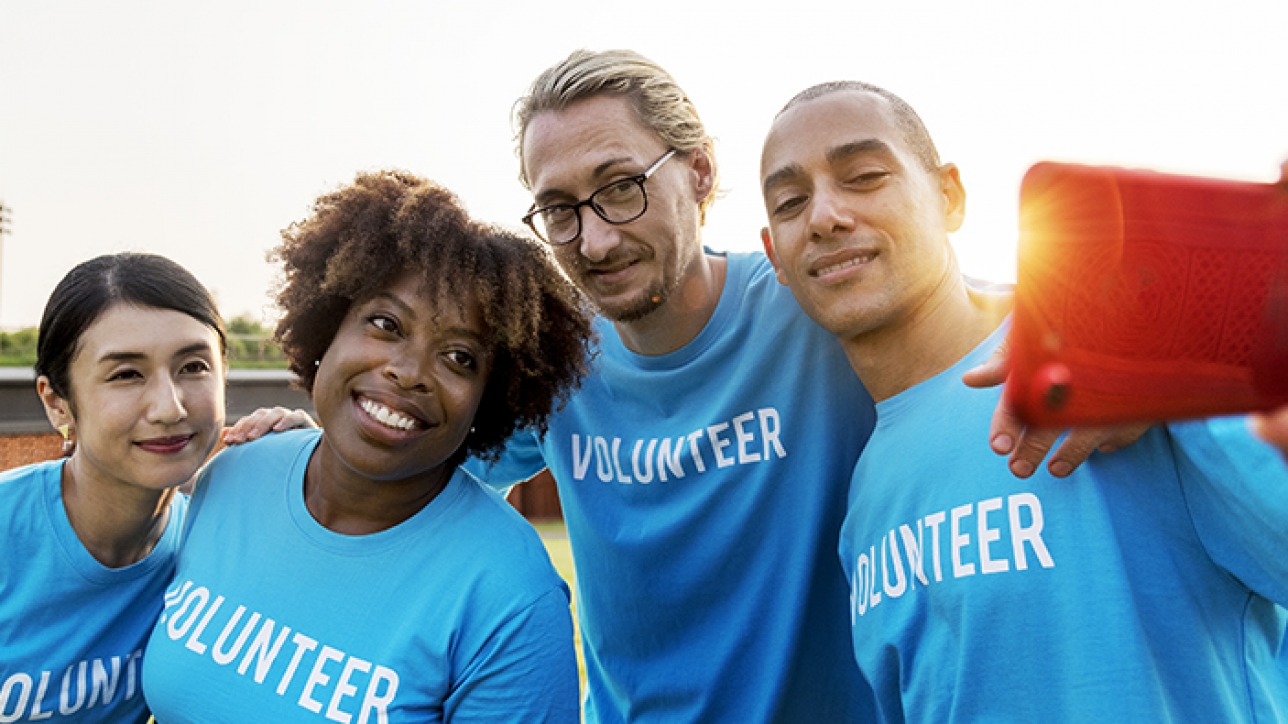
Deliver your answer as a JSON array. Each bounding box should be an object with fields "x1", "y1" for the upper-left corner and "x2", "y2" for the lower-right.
[
  {"x1": 587, "y1": 260, "x2": 636, "y2": 278},
  {"x1": 815, "y1": 251, "x2": 878, "y2": 277},
  {"x1": 359, "y1": 397, "x2": 424, "y2": 431},
  {"x1": 136, "y1": 435, "x2": 195, "y2": 454}
]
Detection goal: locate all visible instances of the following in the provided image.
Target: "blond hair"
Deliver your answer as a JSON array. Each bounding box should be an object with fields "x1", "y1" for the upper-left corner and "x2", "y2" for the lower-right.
[{"x1": 514, "y1": 49, "x2": 719, "y2": 223}]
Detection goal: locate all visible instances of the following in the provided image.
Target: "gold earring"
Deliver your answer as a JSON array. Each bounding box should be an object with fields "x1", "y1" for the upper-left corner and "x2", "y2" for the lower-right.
[{"x1": 58, "y1": 424, "x2": 74, "y2": 454}]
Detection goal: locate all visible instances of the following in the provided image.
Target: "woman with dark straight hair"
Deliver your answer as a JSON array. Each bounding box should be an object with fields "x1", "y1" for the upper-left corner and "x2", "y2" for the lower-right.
[{"x1": 0, "y1": 252, "x2": 227, "y2": 723}]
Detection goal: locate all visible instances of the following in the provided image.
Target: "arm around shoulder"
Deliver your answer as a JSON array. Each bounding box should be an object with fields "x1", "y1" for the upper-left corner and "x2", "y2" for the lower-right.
[{"x1": 460, "y1": 428, "x2": 549, "y2": 496}]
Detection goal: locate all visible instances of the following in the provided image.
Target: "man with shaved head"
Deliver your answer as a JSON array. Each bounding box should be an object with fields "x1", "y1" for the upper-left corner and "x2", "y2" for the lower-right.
[{"x1": 759, "y1": 80, "x2": 1288, "y2": 721}]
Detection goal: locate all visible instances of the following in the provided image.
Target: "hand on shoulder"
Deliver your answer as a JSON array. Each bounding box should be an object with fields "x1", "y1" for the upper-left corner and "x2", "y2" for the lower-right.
[{"x1": 221, "y1": 407, "x2": 317, "y2": 445}]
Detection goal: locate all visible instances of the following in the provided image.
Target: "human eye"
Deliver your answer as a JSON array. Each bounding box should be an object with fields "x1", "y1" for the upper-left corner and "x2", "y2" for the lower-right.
[
  {"x1": 106, "y1": 367, "x2": 143, "y2": 383},
  {"x1": 771, "y1": 194, "x2": 807, "y2": 219},
  {"x1": 845, "y1": 169, "x2": 890, "y2": 188},
  {"x1": 535, "y1": 205, "x2": 578, "y2": 237},
  {"x1": 596, "y1": 178, "x2": 640, "y2": 206},
  {"x1": 444, "y1": 347, "x2": 479, "y2": 372},
  {"x1": 366, "y1": 313, "x2": 402, "y2": 336},
  {"x1": 179, "y1": 358, "x2": 213, "y2": 376},
  {"x1": 540, "y1": 205, "x2": 576, "y2": 225}
]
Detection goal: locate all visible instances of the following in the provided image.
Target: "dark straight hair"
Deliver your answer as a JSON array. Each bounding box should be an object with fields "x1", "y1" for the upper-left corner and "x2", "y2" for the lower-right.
[{"x1": 36, "y1": 253, "x2": 227, "y2": 401}]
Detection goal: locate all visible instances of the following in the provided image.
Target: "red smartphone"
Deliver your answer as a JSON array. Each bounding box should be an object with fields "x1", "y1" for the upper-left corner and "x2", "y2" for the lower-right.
[{"x1": 1005, "y1": 162, "x2": 1288, "y2": 426}]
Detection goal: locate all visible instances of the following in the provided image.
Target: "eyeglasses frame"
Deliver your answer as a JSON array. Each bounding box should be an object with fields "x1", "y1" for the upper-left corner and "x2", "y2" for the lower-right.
[{"x1": 522, "y1": 148, "x2": 679, "y2": 246}]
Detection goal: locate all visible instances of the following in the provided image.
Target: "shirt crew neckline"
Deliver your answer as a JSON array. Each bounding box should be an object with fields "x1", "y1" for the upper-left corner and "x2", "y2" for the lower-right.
[
  {"x1": 284, "y1": 431, "x2": 469, "y2": 556},
  {"x1": 875, "y1": 317, "x2": 1012, "y2": 427},
  {"x1": 44, "y1": 459, "x2": 180, "y2": 586},
  {"x1": 612, "y1": 248, "x2": 745, "y2": 372}
]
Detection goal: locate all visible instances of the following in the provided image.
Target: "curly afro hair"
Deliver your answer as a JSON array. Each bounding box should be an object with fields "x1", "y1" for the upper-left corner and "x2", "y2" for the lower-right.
[{"x1": 272, "y1": 169, "x2": 595, "y2": 464}]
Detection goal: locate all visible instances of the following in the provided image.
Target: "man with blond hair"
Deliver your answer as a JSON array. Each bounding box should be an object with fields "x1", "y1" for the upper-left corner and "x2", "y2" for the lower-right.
[{"x1": 471, "y1": 50, "x2": 1116, "y2": 722}]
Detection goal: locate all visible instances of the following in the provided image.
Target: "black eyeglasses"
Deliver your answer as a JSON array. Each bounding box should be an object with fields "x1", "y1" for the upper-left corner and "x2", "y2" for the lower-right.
[{"x1": 522, "y1": 149, "x2": 677, "y2": 245}]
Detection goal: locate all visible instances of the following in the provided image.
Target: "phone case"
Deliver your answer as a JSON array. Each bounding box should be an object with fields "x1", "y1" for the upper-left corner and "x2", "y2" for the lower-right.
[{"x1": 1005, "y1": 162, "x2": 1288, "y2": 426}]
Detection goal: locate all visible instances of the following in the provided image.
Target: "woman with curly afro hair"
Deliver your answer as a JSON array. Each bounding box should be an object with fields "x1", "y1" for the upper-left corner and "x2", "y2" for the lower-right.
[{"x1": 142, "y1": 170, "x2": 594, "y2": 723}]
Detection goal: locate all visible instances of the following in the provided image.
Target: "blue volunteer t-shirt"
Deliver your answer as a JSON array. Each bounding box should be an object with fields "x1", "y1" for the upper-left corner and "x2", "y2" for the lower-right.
[
  {"x1": 142, "y1": 429, "x2": 579, "y2": 723},
  {"x1": 468, "y1": 251, "x2": 878, "y2": 723},
  {"x1": 0, "y1": 459, "x2": 186, "y2": 723},
  {"x1": 842, "y1": 321, "x2": 1288, "y2": 722}
]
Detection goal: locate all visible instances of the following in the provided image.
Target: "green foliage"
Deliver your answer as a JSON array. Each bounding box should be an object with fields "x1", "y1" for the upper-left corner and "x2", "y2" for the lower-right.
[
  {"x1": 225, "y1": 315, "x2": 287, "y2": 368},
  {"x1": 0, "y1": 318, "x2": 288, "y2": 369},
  {"x1": 227, "y1": 315, "x2": 265, "y2": 336},
  {"x1": 0, "y1": 327, "x2": 37, "y2": 366}
]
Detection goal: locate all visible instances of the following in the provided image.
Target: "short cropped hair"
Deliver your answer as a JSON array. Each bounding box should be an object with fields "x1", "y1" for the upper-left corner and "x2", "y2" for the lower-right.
[
  {"x1": 514, "y1": 48, "x2": 719, "y2": 223},
  {"x1": 272, "y1": 170, "x2": 595, "y2": 463},
  {"x1": 778, "y1": 81, "x2": 942, "y2": 172},
  {"x1": 37, "y1": 253, "x2": 227, "y2": 404}
]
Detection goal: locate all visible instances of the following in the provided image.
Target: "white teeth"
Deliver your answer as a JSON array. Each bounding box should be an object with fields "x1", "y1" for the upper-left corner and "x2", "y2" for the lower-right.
[
  {"x1": 817, "y1": 254, "x2": 875, "y2": 277},
  {"x1": 360, "y1": 399, "x2": 417, "y2": 431}
]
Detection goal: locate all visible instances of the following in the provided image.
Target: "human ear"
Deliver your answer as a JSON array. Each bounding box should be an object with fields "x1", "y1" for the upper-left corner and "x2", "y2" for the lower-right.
[
  {"x1": 36, "y1": 376, "x2": 74, "y2": 435},
  {"x1": 688, "y1": 147, "x2": 716, "y2": 203},
  {"x1": 760, "y1": 227, "x2": 789, "y2": 286},
  {"x1": 939, "y1": 163, "x2": 966, "y2": 233}
]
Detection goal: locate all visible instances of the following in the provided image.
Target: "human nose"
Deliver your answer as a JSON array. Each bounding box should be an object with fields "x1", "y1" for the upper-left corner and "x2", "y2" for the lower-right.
[
  {"x1": 577, "y1": 206, "x2": 623, "y2": 263},
  {"x1": 806, "y1": 184, "x2": 856, "y2": 241},
  {"x1": 383, "y1": 347, "x2": 432, "y2": 394},
  {"x1": 148, "y1": 375, "x2": 189, "y2": 425}
]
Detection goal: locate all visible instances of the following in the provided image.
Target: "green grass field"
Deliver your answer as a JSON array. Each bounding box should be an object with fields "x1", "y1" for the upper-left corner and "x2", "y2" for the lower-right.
[{"x1": 533, "y1": 520, "x2": 585, "y2": 690}]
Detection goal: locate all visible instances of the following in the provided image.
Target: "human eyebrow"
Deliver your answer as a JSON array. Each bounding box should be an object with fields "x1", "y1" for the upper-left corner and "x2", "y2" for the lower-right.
[
  {"x1": 592, "y1": 156, "x2": 637, "y2": 179},
  {"x1": 173, "y1": 342, "x2": 218, "y2": 357},
  {"x1": 762, "y1": 163, "x2": 806, "y2": 197},
  {"x1": 826, "y1": 139, "x2": 896, "y2": 166},
  {"x1": 533, "y1": 156, "x2": 638, "y2": 207},
  {"x1": 366, "y1": 291, "x2": 416, "y2": 317},
  {"x1": 443, "y1": 326, "x2": 489, "y2": 347},
  {"x1": 97, "y1": 351, "x2": 147, "y2": 364},
  {"x1": 97, "y1": 342, "x2": 215, "y2": 365}
]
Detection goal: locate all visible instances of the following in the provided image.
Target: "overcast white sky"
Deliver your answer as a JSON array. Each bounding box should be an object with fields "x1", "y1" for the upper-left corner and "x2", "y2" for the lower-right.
[{"x1": 1, "y1": 1, "x2": 1285, "y2": 329}]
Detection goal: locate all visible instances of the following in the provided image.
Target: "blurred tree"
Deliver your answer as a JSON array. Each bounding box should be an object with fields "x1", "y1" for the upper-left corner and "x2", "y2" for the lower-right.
[
  {"x1": 0, "y1": 327, "x2": 38, "y2": 365},
  {"x1": 225, "y1": 314, "x2": 286, "y2": 367}
]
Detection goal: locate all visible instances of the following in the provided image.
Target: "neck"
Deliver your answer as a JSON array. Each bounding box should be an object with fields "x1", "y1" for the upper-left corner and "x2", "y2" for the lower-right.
[
  {"x1": 614, "y1": 251, "x2": 727, "y2": 356},
  {"x1": 304, "y1": 438, "x2": 452, "y2": 536},
  {"x1": 61, "y1": 457, "x2": 175, "y2": 569},
  {"x1": 841, "y1": 265, "x2": 1012, "y2": 403}
]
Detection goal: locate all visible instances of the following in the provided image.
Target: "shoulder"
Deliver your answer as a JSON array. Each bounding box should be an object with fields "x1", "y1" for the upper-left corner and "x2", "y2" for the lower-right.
[
  {"x1": 725, "y1": 250, "x2": 784, "y2": 296},
  {"x1": 192, "y1": 428, "x2": 319, "y2": 507},
  {"x1": 0, "y1": 459, "x2": 60, "y2": 505},
  {"x1": 451, "y1": 473, "x2": 556, "y2": 559},
  {"x1": 204, "y1": 428, "x2": 320, "y2": 476},
  {"x1": 0, "y1": 458, "x2": 60, "y2": 483},
  {"x1": 0, "y1": 461, "x2": 61, "y2": 549},
  {"x1": 1166, "y1": 415, "x2": 1286, "y2": 483},
  {"x1": 722, "y1": 250, "x2": 829, "y2": 329},
  {"x1": 443, "y1": 472, "x2": 566, "y2": 599}
]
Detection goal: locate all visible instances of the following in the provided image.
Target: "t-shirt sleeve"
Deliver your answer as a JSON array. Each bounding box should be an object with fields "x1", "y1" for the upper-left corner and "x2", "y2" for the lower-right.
[
  {"x1": 1168, "y1": 415, "x2": 1288, "y2": 604},
  {"x1": 460, "y1": 429, "x2": 547, "y2": 495},
  {"x1": 444, "y1": 586, "x2": 580, "y2": 723}
]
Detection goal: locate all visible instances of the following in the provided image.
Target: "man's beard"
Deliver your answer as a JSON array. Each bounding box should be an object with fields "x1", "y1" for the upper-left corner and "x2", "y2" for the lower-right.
[{"x1": 595, "y1": 278, "x2": 670, "y2": 323}]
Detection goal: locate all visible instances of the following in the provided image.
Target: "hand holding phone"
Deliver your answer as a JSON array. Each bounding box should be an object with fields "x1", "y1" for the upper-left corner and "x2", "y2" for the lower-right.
[{"x1": 1005, "y1": 162, "x2": 1288, "y2": 426}]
